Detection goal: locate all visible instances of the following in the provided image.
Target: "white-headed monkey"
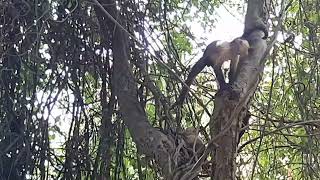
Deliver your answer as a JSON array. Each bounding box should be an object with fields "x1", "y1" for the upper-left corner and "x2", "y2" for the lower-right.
[{"x1": 176, "y1": 38, "x2": 250, "y2": 105}]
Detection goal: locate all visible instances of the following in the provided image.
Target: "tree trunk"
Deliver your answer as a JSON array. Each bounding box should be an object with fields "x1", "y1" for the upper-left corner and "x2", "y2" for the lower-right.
[{"x1": 210, "y1": 0, "x2": 269, "y2": 179}]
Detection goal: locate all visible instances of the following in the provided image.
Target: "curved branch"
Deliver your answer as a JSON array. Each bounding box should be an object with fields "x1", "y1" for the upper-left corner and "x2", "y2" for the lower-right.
[{"x1": 94, "y1": 0, "x2": 175, "y2": 177}]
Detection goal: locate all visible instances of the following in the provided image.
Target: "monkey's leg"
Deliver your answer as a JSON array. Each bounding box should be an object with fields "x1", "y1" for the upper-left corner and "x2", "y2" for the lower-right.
[
  {"x1": 229, "y1": 54, "x2": 240, "y2": 84},
  {"x1": 213, "y1": 66, "x2": 241, "y2": 99},
  {"x1": 213, "y1": 66, "x2": 230, "y2": 90}
]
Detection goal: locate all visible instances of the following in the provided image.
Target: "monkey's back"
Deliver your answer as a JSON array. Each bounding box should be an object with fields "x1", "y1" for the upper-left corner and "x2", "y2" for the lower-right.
[{"x1": 203, "y1": 41, "x2": 232, "y2": 67}]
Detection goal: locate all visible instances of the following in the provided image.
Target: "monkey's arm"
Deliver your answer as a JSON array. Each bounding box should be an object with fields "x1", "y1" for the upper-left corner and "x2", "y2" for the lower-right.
[{"x1": 175, "y1": 57, "x2": 207, "y2": 105}]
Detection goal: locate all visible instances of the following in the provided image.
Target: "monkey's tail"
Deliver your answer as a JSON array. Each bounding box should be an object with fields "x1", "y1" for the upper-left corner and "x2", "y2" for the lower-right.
[{"x1": 173, "y1": 57, "x2": 207, "y2": 107}]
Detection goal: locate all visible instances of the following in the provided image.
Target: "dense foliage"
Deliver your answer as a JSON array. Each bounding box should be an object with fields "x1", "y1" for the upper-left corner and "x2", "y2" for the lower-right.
[{"x1": 0, "y1": 0, "x2": 319, "y2": 179}]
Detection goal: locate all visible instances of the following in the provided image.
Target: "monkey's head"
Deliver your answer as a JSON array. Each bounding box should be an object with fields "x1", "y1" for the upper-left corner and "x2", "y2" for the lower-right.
[{"x1": 230, "y1": 38, "x2": 250, "y2": 57}]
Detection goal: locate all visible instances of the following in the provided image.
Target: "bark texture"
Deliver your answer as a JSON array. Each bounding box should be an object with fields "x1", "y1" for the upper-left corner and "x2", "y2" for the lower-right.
[{"x1": 210, "y1": 0, "x2": 269, "y2": 179}]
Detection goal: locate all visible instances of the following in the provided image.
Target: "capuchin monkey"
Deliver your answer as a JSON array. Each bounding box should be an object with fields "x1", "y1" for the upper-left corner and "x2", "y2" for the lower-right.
[{"x1": 176, "y1": 38, "x2": 250, "y2": 105}]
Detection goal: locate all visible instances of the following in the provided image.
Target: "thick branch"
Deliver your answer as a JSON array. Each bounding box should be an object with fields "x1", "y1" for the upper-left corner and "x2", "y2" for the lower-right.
[
  {"x1": 209, "y1": 0, "x2": 268, "y2": 179},
  {"x1": 243, "y1": 0, "x2": 269, "y2": 39},
  {"x1": 94, "y1": 0, "x2": 175, "y2": 176}
]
